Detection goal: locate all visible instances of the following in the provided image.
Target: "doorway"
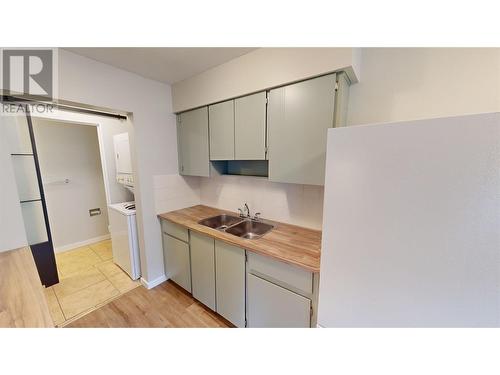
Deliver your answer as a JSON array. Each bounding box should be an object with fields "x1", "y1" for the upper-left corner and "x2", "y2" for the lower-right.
[{"x1": 29, "y1": 110, "x2": 140, "y2": 326}]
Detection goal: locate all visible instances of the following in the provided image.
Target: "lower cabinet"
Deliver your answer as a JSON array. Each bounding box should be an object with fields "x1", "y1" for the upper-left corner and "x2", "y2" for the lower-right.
[
  {"x1": 162, "y1": 233, "x2": 191, "y2": 293},
  {"x1": 190, "y1": 231, "x2": 216, "y2": 310},
  {"x1": 215, "y1": 240, "x2": 246, "y2": 327},
  {"x1": 161, "y1": 220, "x2": 318, "y2": 328},
  {"x1": 247, "y1": 273, "x2": 311, "y2": 328}
]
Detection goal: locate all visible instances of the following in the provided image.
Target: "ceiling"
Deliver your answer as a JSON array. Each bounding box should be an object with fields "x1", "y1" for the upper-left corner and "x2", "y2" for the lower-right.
[{"x1": 64, "y1": 48, "x2": 257, "y2": 84}]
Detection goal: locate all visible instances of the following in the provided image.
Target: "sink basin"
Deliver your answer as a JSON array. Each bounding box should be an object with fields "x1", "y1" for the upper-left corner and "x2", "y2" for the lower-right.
[
  {"x1": 198, "y1": 214, "x2": 243, "y2": 230},
  {"x1": 225, "y1": 220, "x2": 274, "y2": 239}
]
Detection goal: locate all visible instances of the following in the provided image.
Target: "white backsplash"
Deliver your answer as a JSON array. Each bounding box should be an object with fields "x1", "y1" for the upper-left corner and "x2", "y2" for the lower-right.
[
  {"x1": 153, "y1": 174, "x2": 201, "y2": 214},
  {"x1": 153, "y1": 174, "x2": 324, "y2": 230}
]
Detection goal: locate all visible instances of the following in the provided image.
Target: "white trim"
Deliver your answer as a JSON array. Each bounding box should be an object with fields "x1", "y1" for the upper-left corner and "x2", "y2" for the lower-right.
[
  {"x1": 55, "y1": 234, "x2": 110, "y2": 253},
  {"x1": 140, "y1": 274, "x2": 167, "y2": 289}
]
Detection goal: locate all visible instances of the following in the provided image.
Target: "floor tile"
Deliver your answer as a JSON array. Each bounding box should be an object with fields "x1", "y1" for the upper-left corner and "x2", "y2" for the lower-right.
[
  {"x1": 58, "y1": 279, "x2": 120, "y2": 319},
  {"x1": 53, "y1": 267, "x2": 106, "y2": 299},
  {"x1": 89, "y1": 240, "x2": 113, "y2": 261},
  {"x1": 56, "y1": 246, "x2": 102, "y2": 278},
  {"x1": 108, "y1": 271, "x2": 140, "y2": 293},
  {"x1": 95, "y1": 260, "x2": 122, "y2": 278},
  {"x1": 44, "y1": 287, "x2": 65, "y2": 326}
]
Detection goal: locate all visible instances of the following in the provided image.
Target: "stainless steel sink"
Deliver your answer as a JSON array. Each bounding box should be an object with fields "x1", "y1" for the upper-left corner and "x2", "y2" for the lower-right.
[
  {"x1": 198, "y1": 214, "x2": 243, "y2": 231},
  {"x1": 225, "y1": 220, "x2": 274, "y2": 239}
]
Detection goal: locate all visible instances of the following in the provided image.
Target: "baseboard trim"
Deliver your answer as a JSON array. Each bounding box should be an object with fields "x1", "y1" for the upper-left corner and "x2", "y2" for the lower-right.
[
  {"x1": 140, "y1": 274, "x2": 167, "y2": 289},
  {"x1": 55, "y1": 234, "x2": 111, "y2": 253}
]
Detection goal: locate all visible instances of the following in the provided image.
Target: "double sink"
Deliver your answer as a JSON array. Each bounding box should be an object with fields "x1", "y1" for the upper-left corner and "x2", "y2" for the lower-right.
[{"x1": 198, "y1": 214, "x2": 274, "y2": 240}]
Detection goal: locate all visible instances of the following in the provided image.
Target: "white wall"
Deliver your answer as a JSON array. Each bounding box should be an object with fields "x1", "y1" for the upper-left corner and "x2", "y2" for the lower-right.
[
  {"x1": 348, "y1": 48, "x2": 500, "y2": 126},
  {"x1": 56, "y1": 50, "x2": 177, "y2": 285},
  {"x1": 319, "y1": 113, "x2": 500, "y2": 327},
  {"x1": 32, "y1": 110, "x2": 134, "y2": 206},
  {"x1": 172, "y1": 48, "x2": 360, "y2": 112},
  {"x1": 0, "y1": 116, "x2": 28, "y2": 252},
  {"x1": 32, "y1": 119, "x2": 109, "y2": 250}
]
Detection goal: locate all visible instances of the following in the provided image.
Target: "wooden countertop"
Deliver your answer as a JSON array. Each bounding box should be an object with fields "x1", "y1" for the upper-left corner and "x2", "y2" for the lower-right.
[
  {"x1": 158, "y1": 205, "x2": 321, "y2": 272},
  {"x1": 0, "y1": 247, "x2": 54, "y2": 328}
]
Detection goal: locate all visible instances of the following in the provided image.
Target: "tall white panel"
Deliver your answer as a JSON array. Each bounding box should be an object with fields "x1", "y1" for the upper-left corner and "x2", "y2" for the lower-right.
[{"x1": 319, "y1": 113, "x2": 500, "y2": 327}]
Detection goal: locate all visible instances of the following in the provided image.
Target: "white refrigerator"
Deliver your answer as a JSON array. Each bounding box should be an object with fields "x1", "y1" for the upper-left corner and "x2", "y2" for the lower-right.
[{"x1": 318, "y1": 113, "x2": 500, "y2": 327}]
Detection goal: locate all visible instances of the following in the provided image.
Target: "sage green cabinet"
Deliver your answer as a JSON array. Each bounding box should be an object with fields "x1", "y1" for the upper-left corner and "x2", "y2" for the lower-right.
[
  {"x1": 177, "y1": 107, "x2": 210, "y2": 177},
  {"x1": 207, "y1": 91, "x2": 267, "y2": 162},
  {"x1": 247, "y1": 273, "x2": 311, "y2": 328},
  {"x1": 190, "y1": 231, "x2": 216, "y2": 310},
  {"x1": 209, "y1": 100, "x2": 235, "y2": 160},
  {"x1": 215, "y1": 241, "x2": 246, "y2": 327},
  {"x1": 162, "y1": 233, "x2": 191, "y2": 293},
  {"x1": 267, "y1": 73, "x2": 337, "y2": 185},
  {"x1": 234, "y1": 92, "x2": 267, "y2": 160}
]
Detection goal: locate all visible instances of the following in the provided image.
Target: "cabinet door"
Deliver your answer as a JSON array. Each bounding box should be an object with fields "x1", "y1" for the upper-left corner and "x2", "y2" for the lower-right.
[
  {"x1": 209, "y1": 100, "x2": 235, "y2": 160},
  {"x1": 113, "y1": 133, "x2": 132, "y2": 174},
  {"x1": 268, "y1": 73, "x2": 336, "y2": 185},
  {"x1": 215, "y1": 241, "x2": 246, "y2": 327},
  {"x1": 162, "y1": 233, "x2": 191, "y2": 292},
  {"x1": 190, "y1": 231, "x2": 216, "y2": 310},
  {"x1": 234, "y1": 92, "x2": 267, "y2": 160},
  {"x1": 247, "y1": 273, "x2": 311, "y2": 327},
  {"x1": 177, "y1": 107, "x2": 210, "y2": 177}
]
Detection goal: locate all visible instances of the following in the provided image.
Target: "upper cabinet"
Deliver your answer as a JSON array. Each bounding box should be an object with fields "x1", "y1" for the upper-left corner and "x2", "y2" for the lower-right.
[
  {"x1": 176, "y1": 72, "x2": 349, "y2": 184},
  {"x1": 208, "y1": 91, "x2": 267, "y2": 161},
  {"x1": 268, "y1": 73, "x2": 337, "y2": 186},
  {"x1": 177, "y1": 107, "x2": 210, "y2": 177},
  {"x1": 234, "y1": 92, "x2": 267, "y2": 160},
  {"x1": 209, "y1": 100, "x2": 235, "y2": 160}
]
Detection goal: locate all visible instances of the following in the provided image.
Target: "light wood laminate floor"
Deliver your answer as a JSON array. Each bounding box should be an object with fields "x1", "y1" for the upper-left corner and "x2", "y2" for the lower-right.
[
  {"x1": 67, "y1": 281, "x2": 232, "y2": 328},
  {"x1": 44, "y1": 240, "x2": 140, "y2": 326}
]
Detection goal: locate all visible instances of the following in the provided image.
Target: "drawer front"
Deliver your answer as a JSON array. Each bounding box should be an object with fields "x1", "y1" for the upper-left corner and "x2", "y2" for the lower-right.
[
  {"x1": 162, "y1": 233, "x2": 191, "y2": 293},
  {"x1": 247, "y1": 273, "x2": 311, "y2": 328},
  {"x1": 161, "y1": 220, "x2": 189, "y2": 242},
  {"x1": 247, "y1": 252, "x2": 313, "y2": 295}
]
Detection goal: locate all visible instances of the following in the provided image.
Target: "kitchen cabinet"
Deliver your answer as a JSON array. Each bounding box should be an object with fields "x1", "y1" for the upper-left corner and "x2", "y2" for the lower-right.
[
  {"x1": 215, "y1": 240, "x2": 246, "y2": 327},
  {"x1": 177, "y1": 107, "x2": 210, "y2": 177},
  {"x1": 209, "y1": 100, "x2": 235, "y2": 160},
  {"x1": 247, "y1": 273, "x2": 311, "y2": 327},
  {"x1": 159, "y1": 215, "x2": 320, "y2": 328},
  {"x1": 207, "y1": 91, "x2": 267, "y2": 162},
  {"x1": 190, "y1": 231, "x2": 216, "y2": 310},
  {"x1": 162, "y1": 233, "x2": 191, "y2": 292},
  {"x1": 234, "y1": 92, "x2": 267, "y2": 160},
  {"x1": 267, "y1": 73, "x2": 337, "y2": 185}
]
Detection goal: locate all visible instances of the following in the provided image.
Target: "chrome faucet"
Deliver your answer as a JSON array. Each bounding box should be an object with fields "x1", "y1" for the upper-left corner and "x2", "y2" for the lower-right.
[{"x1": 238, "y1": 203, "x2": 251, "y2": 218}]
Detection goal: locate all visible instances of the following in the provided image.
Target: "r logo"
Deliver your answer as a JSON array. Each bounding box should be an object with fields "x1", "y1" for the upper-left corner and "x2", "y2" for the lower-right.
[{"x1": 1, "y1": 49, "x2": 54, "y2": 99}]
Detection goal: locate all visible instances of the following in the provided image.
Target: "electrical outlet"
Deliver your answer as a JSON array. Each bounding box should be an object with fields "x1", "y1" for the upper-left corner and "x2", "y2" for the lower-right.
[{"x1": 89, "y1": 208, "x2": 101, "y2": 217}]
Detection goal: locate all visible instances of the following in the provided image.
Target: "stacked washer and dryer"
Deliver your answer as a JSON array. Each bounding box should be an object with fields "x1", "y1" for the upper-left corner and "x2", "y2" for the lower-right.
[{"x1": 107, "y1": 133, "x2": 141, "y2": 280}]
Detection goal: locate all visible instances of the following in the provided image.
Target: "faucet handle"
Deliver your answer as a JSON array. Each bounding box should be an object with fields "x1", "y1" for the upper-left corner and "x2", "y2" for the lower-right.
[{"x1": 253, "y1": 212, "x2": 261, "y2": 221}]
